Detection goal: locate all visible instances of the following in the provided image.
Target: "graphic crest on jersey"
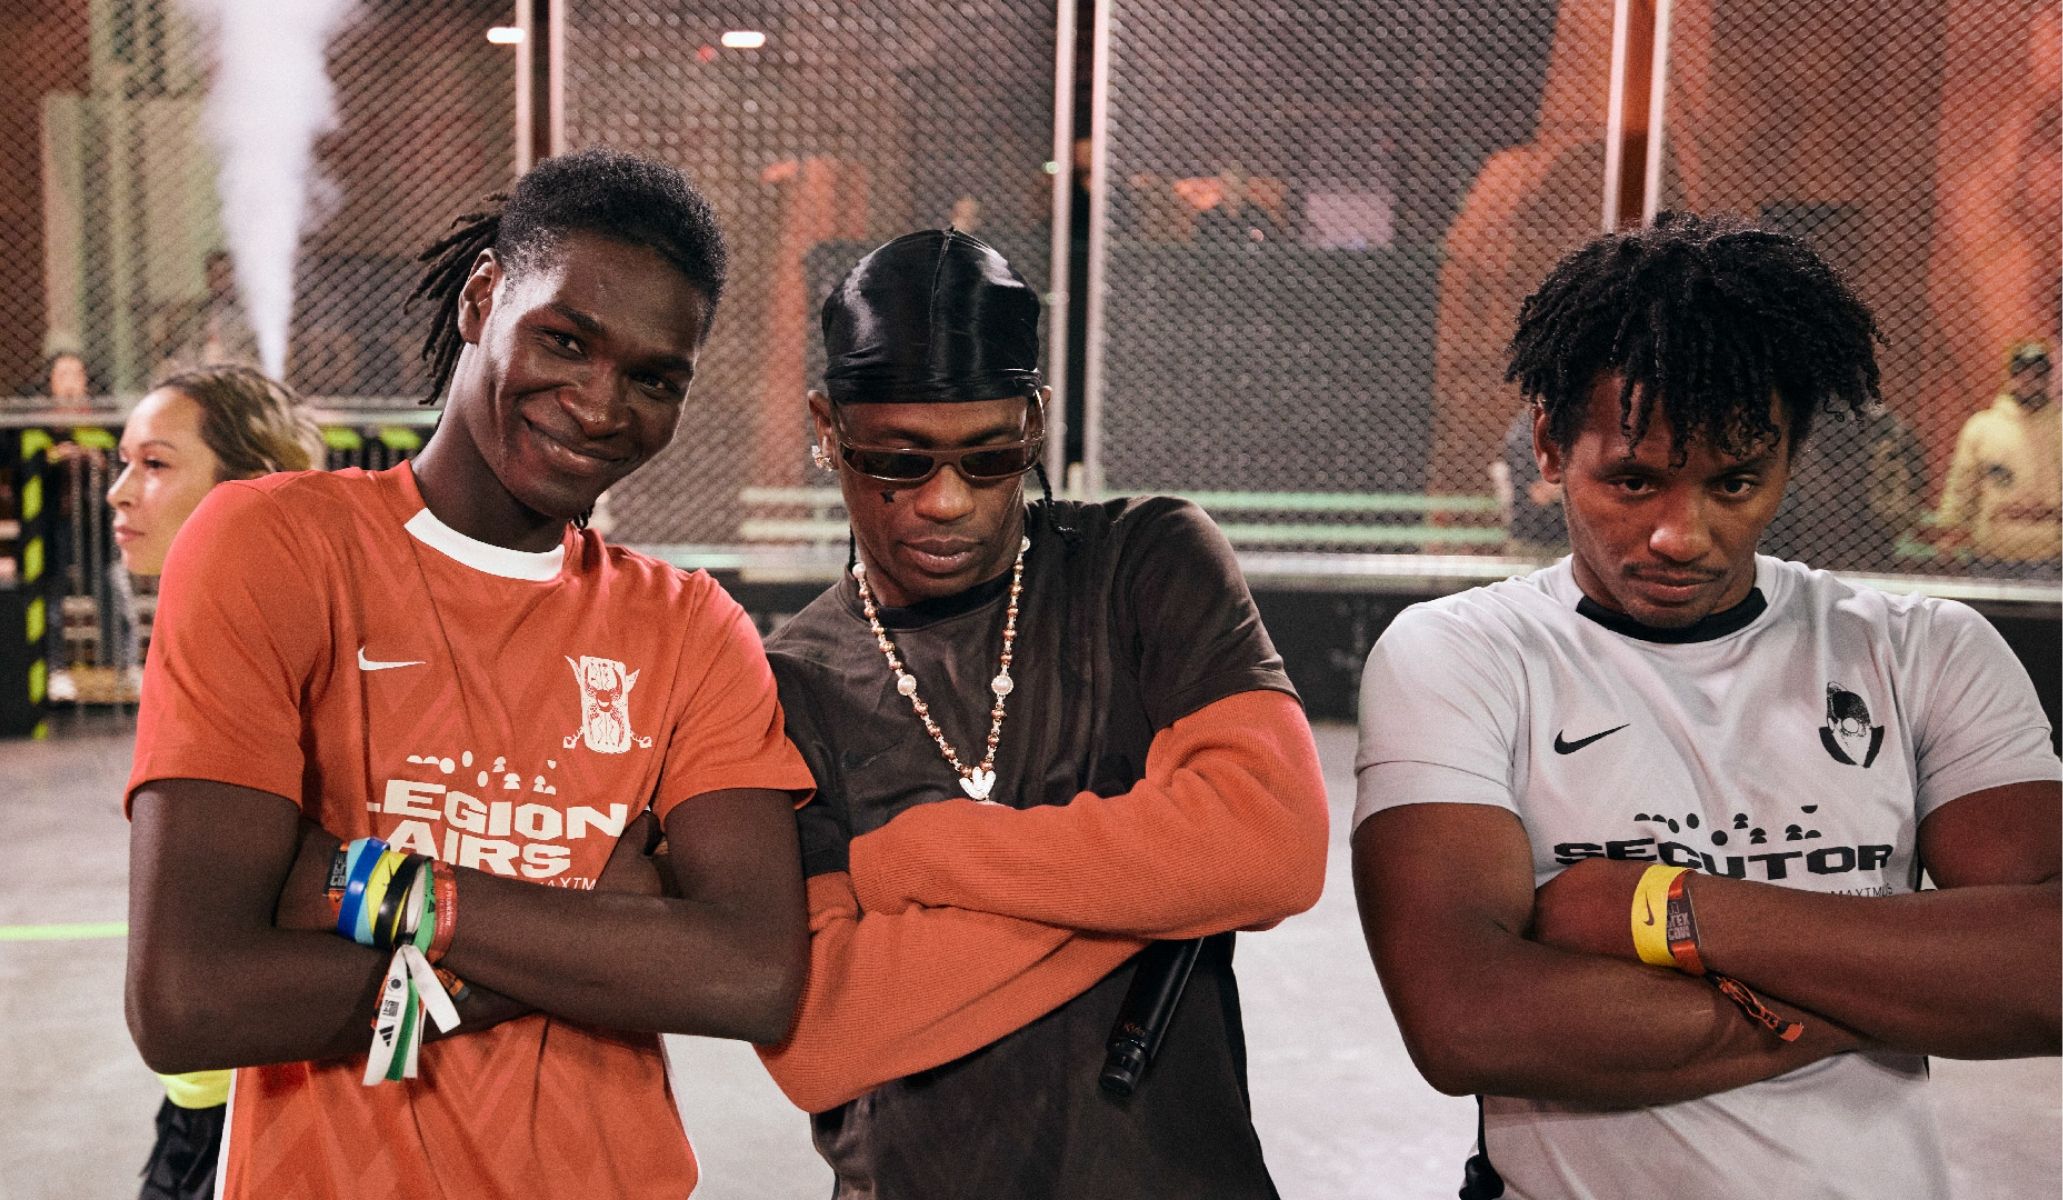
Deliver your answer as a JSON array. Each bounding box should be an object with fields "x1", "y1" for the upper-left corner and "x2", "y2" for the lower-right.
[
  {"x1": 1819, "y1": 683, "x2": 1884, "y2": 767},
  {"x1": 563, "y1": 655, "x2": 653, "y2": 754}
]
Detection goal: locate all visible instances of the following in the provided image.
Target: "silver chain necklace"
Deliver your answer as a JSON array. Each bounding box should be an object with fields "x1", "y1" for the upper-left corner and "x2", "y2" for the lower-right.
[{"x1": 852, "y1": 535, "x2": 1028, "y2": 801}]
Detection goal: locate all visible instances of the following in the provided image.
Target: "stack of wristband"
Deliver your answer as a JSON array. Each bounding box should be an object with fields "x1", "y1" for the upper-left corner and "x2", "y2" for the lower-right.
[
  {"x1": 1630, "y1": 864, "x2": 1803, "y2": 1043},
  {"x1": 326, "y1": 838, "x2": 464, "y2": 1084}
]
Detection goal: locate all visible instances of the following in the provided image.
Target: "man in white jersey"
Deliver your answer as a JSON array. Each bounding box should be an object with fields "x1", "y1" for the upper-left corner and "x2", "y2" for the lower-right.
[{"x1": 1352, "y1": 213, "x2": 2061, "y2": 1200}]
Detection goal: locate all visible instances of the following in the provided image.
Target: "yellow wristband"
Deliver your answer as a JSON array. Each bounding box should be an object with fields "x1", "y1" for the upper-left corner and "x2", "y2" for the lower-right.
[
  {"x1": 358, "y1": 849, "x2": 406, "y2": 945},
  {"x1": 1631, "y1": 865, "x2": 1689, "y2": 967}
]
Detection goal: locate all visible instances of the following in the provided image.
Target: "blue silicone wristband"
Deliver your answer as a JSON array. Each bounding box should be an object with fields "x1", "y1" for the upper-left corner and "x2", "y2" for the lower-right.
[{"x1": 334, "y1": 837, "x2": 387, "y2": 940}]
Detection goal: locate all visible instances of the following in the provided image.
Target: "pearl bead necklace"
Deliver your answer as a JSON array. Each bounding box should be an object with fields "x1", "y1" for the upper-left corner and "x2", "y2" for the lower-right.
[{"x1": 852, "y1": 535, "x2": 1028, "y2": 801}]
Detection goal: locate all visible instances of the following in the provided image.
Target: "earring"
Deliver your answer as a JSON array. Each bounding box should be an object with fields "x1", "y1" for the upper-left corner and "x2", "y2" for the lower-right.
[{"x1": 810, "y1": 444, "x2": 833, "y2": 472}]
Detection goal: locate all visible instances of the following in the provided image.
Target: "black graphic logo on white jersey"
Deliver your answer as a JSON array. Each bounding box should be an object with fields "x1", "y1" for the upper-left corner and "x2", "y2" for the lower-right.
[
  {"x1": 1555, "y1": 802, "x2": 1891, "y2": 881},
  {"x1": 1819, "y1": 683, "x2": 1884, "y2": 767},
  {"x1": 1554, "y1": 723, "x2": 1628, "y2": 754}
]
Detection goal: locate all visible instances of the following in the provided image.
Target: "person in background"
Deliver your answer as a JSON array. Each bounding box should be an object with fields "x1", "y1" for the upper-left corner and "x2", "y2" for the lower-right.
[
  {"x1": 110, "y1": 364, "x2": 324, "y2": 578},
  {"x1": 1494, "y1": 404, "x2": 1565, "y2": 555},
  {"x1": 1933, "y1": 339, "x2": 2060, "y2": 567},
  {"x1": 1761, "y1": 400, "x2": 1928, "y2": 572},
  {"x1": 156, "y1": 251, "x2": 262, "y2": 375},
  {"x1": 43, "y1": 350, "x2": 94, "y2": 408},
  {"x1": 106, "y1": 363, "x2": 323, "y2": 1200}
]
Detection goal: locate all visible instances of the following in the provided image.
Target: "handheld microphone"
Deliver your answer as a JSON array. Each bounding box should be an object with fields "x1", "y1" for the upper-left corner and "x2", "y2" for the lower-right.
[{"x1": 1098, "y1": 937, "x2": 1203, "y2": 1096}]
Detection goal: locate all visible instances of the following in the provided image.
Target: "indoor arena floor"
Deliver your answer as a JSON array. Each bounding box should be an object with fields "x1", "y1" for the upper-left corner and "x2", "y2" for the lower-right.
[{"x1": 3, "y1": 718, "x2": 2057, "y2": 1199}]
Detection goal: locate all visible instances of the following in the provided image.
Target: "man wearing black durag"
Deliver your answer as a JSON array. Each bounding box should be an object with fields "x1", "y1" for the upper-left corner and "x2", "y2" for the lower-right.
[{"x1": 755, "y1": 229, "x2": 1328, "y2": 1199}]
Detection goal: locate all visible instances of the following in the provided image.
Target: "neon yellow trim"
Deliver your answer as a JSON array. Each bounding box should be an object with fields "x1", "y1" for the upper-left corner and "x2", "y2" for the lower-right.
[
  {"x1": 322, "y1": 427, "x2": 364, "y2": 452},
  {"x1": 21, "y1": 474, "x2": 41, "y2": 522},
  {"x1": 157, "y1": 1070, "x2": 232, "y2": 1109},
  {"x1": 20, "y1": 429, "x2": 54, "y2": 460},
  {"x1": 0, "y1": 919, "x2": 126, "y2": 941},
  {"x1": 25, "y1": 596, "x2": 43, "y2": 644},
  {"x1": 376, "y1": 426, "x2": 423, "y2": 453},
  {"x1": 70, "y1": 427, "x2": 117, "y2": 451},
  {"x1": 22, "y1": 537, "x2": 42, "y2": 584}
]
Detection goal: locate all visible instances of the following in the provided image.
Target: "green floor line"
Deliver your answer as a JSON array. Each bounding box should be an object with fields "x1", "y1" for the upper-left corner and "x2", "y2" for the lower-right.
[{"x1": 0, "y1": 920, "x2": 128, "y2": 942}]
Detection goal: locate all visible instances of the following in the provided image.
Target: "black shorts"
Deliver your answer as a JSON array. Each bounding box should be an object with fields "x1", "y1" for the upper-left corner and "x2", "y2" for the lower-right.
[{"x1": 140, "y1": 1097, "x2": 225, "y2": 1200}]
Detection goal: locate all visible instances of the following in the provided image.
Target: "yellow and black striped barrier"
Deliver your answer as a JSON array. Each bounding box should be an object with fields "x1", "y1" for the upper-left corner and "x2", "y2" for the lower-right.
[{"x1": 5, "y1": 428, "x2": 55, "y2": 738}]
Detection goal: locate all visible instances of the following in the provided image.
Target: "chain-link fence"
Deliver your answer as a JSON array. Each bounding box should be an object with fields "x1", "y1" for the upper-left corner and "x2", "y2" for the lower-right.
[
  {"x1": 1659, "y1": 0, "x2": 2060, "y2": 580},
  {"x1": 5, "y1": 0, "x2": 513, "y2": 402},
  {"x1": 1085, "y1": 0, "x2": 2058, "y2": 580},
  {"x1": 1088, "y1": 0, "x2": 1591, "y2": 555},
  {"x1": 559, "y1": 0, "x2": 1061, "y2": 547},
  {"x1": 0, "y1": 0, "x2": 512, "y2": 723},
  {"x1": 0, "y1": 0, "x2": 2055, "y2": 726}
]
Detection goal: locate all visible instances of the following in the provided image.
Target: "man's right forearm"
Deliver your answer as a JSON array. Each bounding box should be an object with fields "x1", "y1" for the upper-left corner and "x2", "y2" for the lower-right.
[
  {"x1": 1354, "y1": 806, "x2": 1858, "y2": 1111},
  {"x1": 1396, "y1": 932, "x2": 1860, "y2": 1108},
  {"x1": 761, "y1": 871, "x2": 1144, "y2": 1112},
  {"x1": 127, "y1": 782, "x2": 531, "y2": 1075},
  {"x1": 130, "y1": 926, "x2": 531, "y2": 1075},
  {"x1": 129, "y1": 927, "x2": 395, "y2": 1073}
]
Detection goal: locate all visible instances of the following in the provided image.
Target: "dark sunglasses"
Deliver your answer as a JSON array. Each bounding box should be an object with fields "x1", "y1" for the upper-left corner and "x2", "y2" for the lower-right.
[{"x1": 835, "y1": 434, "x2": 1045, "y2": 484}]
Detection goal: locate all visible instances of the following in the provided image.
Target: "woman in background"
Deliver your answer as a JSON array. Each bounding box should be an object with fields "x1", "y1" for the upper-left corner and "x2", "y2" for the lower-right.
[
  {"x1": 107, "y1": 363, "x2": 323, "y2": 1200},
  {"x1": 109, "y1": 364, "x2": 323, "y2": 577}
]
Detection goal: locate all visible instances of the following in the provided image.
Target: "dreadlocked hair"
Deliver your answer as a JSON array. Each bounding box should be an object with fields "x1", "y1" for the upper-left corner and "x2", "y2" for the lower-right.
[
  {"x1": 1032, "y1": 462, "x2": 1079, "y2": 546},
  {"x1": 1506, "y1": 211, "x2": 1881, "y2": 462},
  {"x1": 410, "y1": 146, "x2": 729, "y2": 405}
]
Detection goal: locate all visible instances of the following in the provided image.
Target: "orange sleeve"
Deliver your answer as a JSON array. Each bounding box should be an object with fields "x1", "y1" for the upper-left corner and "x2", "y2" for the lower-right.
[
  {"x1": 127, "y1": 482, "x2": 330, "y2": 812},
  {"x1": 848, "y1": 689, "x2": 1329, "y2": 939},
  {"x1": 756, "y1": 872, "x2": 1145, "y2": 1114},
  {"x1": 652, "y1": 581, "x2": 815, "y2": 823}
]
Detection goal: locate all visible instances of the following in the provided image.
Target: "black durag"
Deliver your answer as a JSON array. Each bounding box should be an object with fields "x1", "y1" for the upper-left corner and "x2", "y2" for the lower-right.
[{"x1": 820, "y1": 228, "x2": 1043, "y2": 404}]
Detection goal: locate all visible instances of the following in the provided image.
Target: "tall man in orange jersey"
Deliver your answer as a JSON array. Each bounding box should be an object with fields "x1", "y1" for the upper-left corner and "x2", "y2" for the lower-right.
[
  {"x1": 124, "y1": 149, "x2": 814, "y2": 1199},
  {"x1": 756, "y1": 229, "x2": 1330, "y2": 1198}
]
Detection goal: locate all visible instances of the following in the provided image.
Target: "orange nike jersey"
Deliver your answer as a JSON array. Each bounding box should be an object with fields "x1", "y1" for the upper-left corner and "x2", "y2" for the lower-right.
[{"x1": 129, "y1": 463, "x2": 814, "y2": 1199}]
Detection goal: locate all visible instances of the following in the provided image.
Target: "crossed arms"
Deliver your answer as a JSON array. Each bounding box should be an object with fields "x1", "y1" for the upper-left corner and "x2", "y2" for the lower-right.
[
  {"x1": 128, "y1": 786, "x2": 806, "y2": 1075},
  {"x1": 1351, "y1": 783, "x2": 2059, "y2": 1109},
  {"x1": 759, "y1": 687, "x2": 1330, "y2": 1112},
  {"x1": 1351, "y1": 587, "x2": 2062, "y2": 1109}
]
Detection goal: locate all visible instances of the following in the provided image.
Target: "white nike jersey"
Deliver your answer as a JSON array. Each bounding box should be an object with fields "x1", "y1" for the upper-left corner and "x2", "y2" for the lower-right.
[{"x1": 1355, "y1": 555, "x2": 2061, "y2": 1200}]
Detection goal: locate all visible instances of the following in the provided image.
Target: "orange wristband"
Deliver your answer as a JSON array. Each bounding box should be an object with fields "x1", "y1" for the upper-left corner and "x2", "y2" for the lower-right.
[
  {"x1": 1712, "y1": 973, "x2": 1805, "y2": 1042},
  {"x1": 1664, "y1": 870, "x2": 1708, "y2": 975}
]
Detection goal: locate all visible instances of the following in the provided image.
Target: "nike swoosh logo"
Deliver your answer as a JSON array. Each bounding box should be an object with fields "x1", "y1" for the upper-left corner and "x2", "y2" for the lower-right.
[
  {"x1": 1642, "y1": 894, "x2": 1657, "y2": 926},
  {"x1": 357, "y1": 647, "x2": 426, "y2": 672},
  {"x1": 1553, "y1": 724, "x2": 1629, "y2": 754}
]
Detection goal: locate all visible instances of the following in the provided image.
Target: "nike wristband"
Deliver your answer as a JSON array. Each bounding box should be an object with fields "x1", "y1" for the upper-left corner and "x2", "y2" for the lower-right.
[
  {"x1": 1630, "y1": 864, "x2": 1687, "y2": 967},
  {"x1": 1635, "y1": 864, "x2": 1805, "y2": 1042}
]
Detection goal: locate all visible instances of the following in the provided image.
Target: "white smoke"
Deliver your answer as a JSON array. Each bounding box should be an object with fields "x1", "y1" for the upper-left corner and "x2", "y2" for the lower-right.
[{"x1": 177, "y1": 0, "x2": 356, "y2": 379}]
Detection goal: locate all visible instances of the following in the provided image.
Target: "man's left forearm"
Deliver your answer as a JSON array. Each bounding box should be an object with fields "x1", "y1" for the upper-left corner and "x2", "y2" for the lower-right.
[
  {"x1": 1687, "y1": 873, "x2": 2060, "y2": 1058},
  {"x1": 850, "y1": 690, "x2": 1328, "y2": 938}
]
